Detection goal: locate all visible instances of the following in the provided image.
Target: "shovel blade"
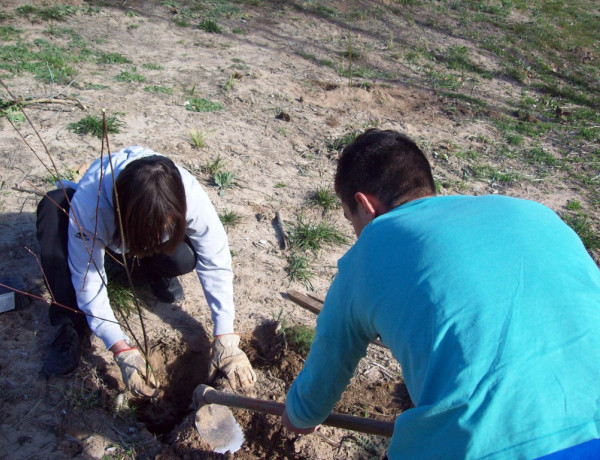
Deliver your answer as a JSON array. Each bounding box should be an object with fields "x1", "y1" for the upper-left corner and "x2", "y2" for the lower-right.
[{"x1": 195, "y1": 403, "x2": 245, "y2": 454}]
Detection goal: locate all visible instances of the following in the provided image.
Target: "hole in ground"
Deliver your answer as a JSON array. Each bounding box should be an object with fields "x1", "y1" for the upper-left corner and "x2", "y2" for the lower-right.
[{"x1": 131, "y1": 337, "x2": 211, "y2": 437}]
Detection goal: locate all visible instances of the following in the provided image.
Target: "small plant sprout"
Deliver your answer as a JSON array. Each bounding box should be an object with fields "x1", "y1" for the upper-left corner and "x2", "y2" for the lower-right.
[
  {"x1": 219, "y1": 209, "x2": 242, "y2": 229},
  {"x1": 213, "y1": 171, "x2": 236, "y2": 196},
  {"x1": 203, "y1": 154, "x2": 226, "y2": 176},
  {"x1": 114, "y1": 67, "x2": 145, "y2": 83},
  {"x1": 189, "y1": 129, "x2": 208, "y2": 149},
  {"x1": 329, "y1": 130, "x2": 360, "y2": 152},
  {"x1": 43, "y1": 165, "x2": 78, "y2": 185},
  {"x1": 223, "y1": 73, "x2": 237, "y2": 92},
  {"x1": 68, "y1": 114, "x2": 124, "y2": 138},
  {"x1": 287, "y1": 215, "x2": 348, "y2": 252},
  {"x1": 144, "y1": 85, "x2": 173, "y2": 95},
  {"x1": 286, "y1": 253, "x2": 314, "y2": 287},
  {"x1": 184, "y1": 97, "x2": 223, "y2": 112},
  {"x1": 309, "y1": 186, "x2": 341, "y2": 213},
  {"x1": 3, "y1": 106, "x2": 26, "y2": 123}
]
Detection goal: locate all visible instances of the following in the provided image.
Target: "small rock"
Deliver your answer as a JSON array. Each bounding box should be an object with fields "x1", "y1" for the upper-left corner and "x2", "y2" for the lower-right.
[{"x1": 276, "y1": 111, "x2": 291, "y2": 122}]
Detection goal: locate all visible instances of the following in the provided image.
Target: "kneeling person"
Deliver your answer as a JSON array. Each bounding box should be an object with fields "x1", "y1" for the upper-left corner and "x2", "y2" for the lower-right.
[{"x1": 36, "y1": 147, "x2": 256, "y2": 396}]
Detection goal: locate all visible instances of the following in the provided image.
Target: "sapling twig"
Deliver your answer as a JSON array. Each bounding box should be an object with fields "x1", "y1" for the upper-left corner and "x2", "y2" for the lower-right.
[
  {"x1": 2, "y1": 79, "x2": 103, "y2": 281},
  {"x1": 3, "y1": 77, "x2": 155, "y2": 387},
  {"x1": 102, "y1": 110, "x2": 152, "y2": 383},
  {"x1": 23, "y1": 246, "x2": 55, "y2": 301}
]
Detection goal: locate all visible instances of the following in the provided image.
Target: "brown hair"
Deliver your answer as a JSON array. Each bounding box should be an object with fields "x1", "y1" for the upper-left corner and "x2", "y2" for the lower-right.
[
  {"x1": 113, "y1": 155, "x2": 186, "y2": 257},
  {"x1": 334, "y1": 128, "x2": 435, "y2": 214}
]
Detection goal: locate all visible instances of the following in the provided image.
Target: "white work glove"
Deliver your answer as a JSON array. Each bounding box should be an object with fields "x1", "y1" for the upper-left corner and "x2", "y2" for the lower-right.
[
  {"x1": 114, "y1": 348, "x2": 160, "y2": 398},
  {"x1": 208, "y1": 334, "x2": 257, "y2": 390}
]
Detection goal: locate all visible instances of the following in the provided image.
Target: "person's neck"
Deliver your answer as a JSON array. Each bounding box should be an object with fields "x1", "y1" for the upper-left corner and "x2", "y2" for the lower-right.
[{"x1": 389, "y1": 191, "x2": 435, "y2": 211}]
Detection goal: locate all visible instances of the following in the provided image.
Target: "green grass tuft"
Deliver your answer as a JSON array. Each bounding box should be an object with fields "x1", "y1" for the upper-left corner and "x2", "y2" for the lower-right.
[
  {"x1": 185, "y1": 97, "x2": 223, "y2": 112},
  {"x1": 0, "y1": 25, "x2": 21, "y2": 41},
  {"x1": 68, "y1": 114, "x2": 124, "y2": 138},
  {"x1": 107, "y1": 278, "x2": 136, "y2": 318},
  {"x1": 287, "y1": 216, "x2": 348, "y2": 252},
  {"x1": 2, "y1": 106, "x2": 26, "y2": 123},
  {"x1": 219, "y1": 209, "x2": 242, "y2": 229},
  {"x1": 284, "y1": 324, "x2": 316, "y2": 356},
  {"x1": 198, "y1": 19, "x2": 222, "y2": 33},
  {"x1": 97, "y1": 52, "x2": 131, "y2": 65},
  {"x1": 17, "y1": 5, "x2": 77, "y2": 21},
  {"x1": 308, "y1": 186, "x2": 341, "y2": 213},
  {"x1": 562, "y1": 213, "x2": 600, "y2": 252},
  {"x1": 286, "y1": 253, "x2": 314, "y2": 287},
  {"x1": 114, "y1": 67, "x2": 145, "y2": 83},
  {"x1": 203, "y1": 154, "x2": 226, "y2": 176},
  {"x1": 144, "y1": 85, "x2": 173, "y2": 95},
  {"x1": 328, "y1": 130, "x2": 360, "y2": 151},
  {"x1": 189, "y1": 129, "x2": 208, "y2": 148},
  {"x1": 43, "y1": 166, "x2": 78, "y2": 185}
]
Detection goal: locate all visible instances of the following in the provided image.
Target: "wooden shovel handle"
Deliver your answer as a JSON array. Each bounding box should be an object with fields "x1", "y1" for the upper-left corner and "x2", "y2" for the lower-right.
[{"x1": 200, "y1": 386, "x2": 394, "y2": 438}]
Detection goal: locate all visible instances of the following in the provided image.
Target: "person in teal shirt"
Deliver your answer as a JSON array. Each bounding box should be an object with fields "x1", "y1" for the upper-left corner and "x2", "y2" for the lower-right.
[{"x1": 282, "y1": 128, "x2": 600, "y2": 459}]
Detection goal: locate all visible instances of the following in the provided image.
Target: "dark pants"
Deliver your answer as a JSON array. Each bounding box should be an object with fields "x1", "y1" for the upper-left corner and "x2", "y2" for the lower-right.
[{"x1": 36, "y1": 188, "x2": 196, "y2": 337}]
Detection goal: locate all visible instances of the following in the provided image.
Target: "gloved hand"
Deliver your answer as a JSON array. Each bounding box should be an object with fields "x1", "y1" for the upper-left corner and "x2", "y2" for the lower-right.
[
  {"x1": 208, "y1": 334, "x2": 256, "y2": 390},
  {"x1": 114, "y1": 348, "x2": 160, "y2": 398}
]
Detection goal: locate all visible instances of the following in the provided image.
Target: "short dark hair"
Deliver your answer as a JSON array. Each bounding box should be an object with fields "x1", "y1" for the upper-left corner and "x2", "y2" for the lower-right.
[
  {"x1": 334, "y1": 129, "x2": 435, "y2": 214},
  {"x1": 113, "y1": 155, "x2": 186, "y2": 257}
]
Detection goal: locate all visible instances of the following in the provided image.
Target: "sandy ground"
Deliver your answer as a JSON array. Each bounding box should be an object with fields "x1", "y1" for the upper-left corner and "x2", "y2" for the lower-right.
[{"x1": 0, "y1": 0, "x2": 597, "y2": 458}]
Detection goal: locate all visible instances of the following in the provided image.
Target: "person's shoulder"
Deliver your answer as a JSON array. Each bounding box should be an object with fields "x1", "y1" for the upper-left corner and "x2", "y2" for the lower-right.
[{"x1": 480, "y1": 194, "x2": 554, "y2": 212}]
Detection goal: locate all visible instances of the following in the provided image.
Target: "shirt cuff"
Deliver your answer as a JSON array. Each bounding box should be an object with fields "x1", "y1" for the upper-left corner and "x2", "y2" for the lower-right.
[
  {"x1": 213, "y1": 316, "x2": 235, "y2": 336},
  {"x1": 285, "y1": 397, "x2": 316, "y2": 430}
]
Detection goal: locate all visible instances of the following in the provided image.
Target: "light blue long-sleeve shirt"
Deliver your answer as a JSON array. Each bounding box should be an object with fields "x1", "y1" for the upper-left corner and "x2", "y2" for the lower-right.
[
  {"x1": 286, "y1": 195, "x2": 600, "y2": 459},
  {"x1": 66, "y1": 146, "x2": 235, "y2": 348}
]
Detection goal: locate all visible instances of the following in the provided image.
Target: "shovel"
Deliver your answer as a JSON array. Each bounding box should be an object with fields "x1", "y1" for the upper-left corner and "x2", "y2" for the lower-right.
[{"x1": 193, "y1": 384, "x2": 394, "y2": 453}]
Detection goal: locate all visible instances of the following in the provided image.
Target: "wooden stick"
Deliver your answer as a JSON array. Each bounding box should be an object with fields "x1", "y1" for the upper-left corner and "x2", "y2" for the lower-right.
[
  {"x1": 287, "y1": 289, "x2": 388, "y2": 349},
  {"x1": 2, "y1": 95, "x2": 86, "y2": 110},
  {"x1": 274, "y1": 211, "x2": 286, "y2": 249},
  {"x1": 287, "y1": 289, "x2": 322, "y2": 315},
  {"x1": 12, "y1": 185, "x2": 46, "y2": 197}
]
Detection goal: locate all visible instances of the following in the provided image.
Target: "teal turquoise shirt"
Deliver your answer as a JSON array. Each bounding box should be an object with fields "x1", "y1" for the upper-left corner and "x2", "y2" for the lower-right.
[{"x1": 285, "y1": 195, "x2": 600, "y2": 459}]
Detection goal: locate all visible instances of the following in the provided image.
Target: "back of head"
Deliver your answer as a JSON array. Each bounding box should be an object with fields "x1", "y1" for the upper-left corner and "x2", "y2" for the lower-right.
[
  {"x1": 113, "y1": 155, "x2": 186, "y2": 257},
  {"x1": 335, "y1": 128, "x2": 435, "y2": 214}
]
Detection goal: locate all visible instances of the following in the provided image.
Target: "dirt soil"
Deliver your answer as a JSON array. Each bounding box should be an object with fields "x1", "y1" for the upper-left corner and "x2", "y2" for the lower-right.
[{"x1": 0, "y1": 0, "x2": 597, "y2": 459}]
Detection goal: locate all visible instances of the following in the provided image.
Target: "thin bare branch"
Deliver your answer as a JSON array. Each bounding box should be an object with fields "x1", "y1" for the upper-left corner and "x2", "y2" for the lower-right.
[
  {"x1": 24, "y1": 246, "x2": 55, "y2": 302},
  {"x1": 102, "y1": 110, "x2": 150, "y2": 369},
  {"x1": 0, "y1": 95, "x2": 86, "y2": 110},
  {"x1": 0, "y1": 282, "x2": 120, "y2": 325},
  {"x1": 11, "y1": 186, "x2": 46, "y2": 197}
]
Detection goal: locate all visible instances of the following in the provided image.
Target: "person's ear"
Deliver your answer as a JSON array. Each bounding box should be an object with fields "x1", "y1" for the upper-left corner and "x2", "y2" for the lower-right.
[{"x1": 354, "y1": 192, "x2": 385, "y2": 219}]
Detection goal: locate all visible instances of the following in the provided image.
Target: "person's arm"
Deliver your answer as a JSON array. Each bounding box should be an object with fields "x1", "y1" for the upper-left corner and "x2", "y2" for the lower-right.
[
  {"x1": 182, "y1": 171, "x2": 235, "y2": 336},
  {"x1": 284, "y1": 274, "x2": 372, "y2": 431},
  {"x1": 182, "y1": 170, "x2": 255, "y2": 389},
  {"x1": 67, "y1": 202, "x2": 127, "y2": 349},
  {"x1": 68, "y1": 199, "x2": 158, "y2": 398},
  {"x1": 282, "y1": 408, "x2": 317, "y2": 434}
]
